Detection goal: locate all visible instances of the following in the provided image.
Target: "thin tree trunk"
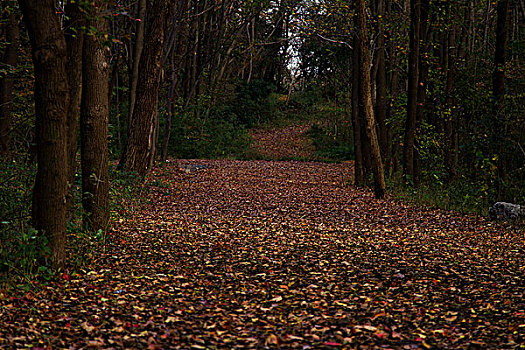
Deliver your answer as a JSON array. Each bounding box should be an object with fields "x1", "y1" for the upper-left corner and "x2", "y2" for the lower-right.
[
  {"x1": 356, "y1": 0, "x2": 386, "y2": 199},
  {"x1": 19, "y1": 0, "x2": 69, "y2": 268},
  {"x1": 161, "y1": 63, "x2": 177, "y2": 161},
  {"x1": 0, "y1": 9, "x2": 20, "y2": 155},
  {"x1": 375, "y1": 0, "x2": 388, "y2": 164},
  {"x1": 81, "y1": 1, "x2": 110, "y2": 231},
  {"x1": 128, "y1": 0, "x2": 146, "y2": 132},
  {"x1": 403, "y1": 0, "x2": 420, "y2": 185},
  {"x1": 121, "y1": 0, "x2": 174, "y2": 176}
]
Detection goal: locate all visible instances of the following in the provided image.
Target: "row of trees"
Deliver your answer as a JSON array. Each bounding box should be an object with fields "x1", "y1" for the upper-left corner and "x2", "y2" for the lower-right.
[
  {"x1": 1, "y1": 0, "x2": 302, "y2": 268},
  {"x1": 0, "y1": 0, "x2": 523, "y2": 268},
  {"x1": 299, "y1": 0, "x2": 523, "y2": 200}
]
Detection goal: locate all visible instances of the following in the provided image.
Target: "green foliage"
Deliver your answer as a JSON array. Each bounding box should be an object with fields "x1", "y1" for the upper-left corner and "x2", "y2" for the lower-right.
[
  {"x1": 109, "y1": 167, "x2": 144, "y2": 219},
  {"x1": 166, "y1": 79, "x2": 284, "y2": 159},
  {"x1": 168, "y1": 109, "x2": 251, "y2": 159},
  {"x1": 388, "y1": 172, "x2": 494, "y2": 216},
  {"x1": 232, "y1": 79, "x2": 277, "y2": 127},
  {"x1": 0, "y1": 157, "x2": 53, "y2": 285},
  {"x1": 306, "y1": 123, "x2": 353, "y2": 162}
]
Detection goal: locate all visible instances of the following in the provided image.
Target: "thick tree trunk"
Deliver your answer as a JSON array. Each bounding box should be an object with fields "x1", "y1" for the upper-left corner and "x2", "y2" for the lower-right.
[
  {"x1": 356, "y1": 0, "x2": 386, "y2": 199},
  {"x1": 0, "y1": 9, "x2": 20, "y2": 155},
  {"x1": 120, "y1": 0, "x2": 174, "y2": 176},
  {"x1": 403, "y1": 0, "x2": 420, "y2": 185},
  {"x1": 81, "y1": 1, "x2": 110, "y2": 231},
  {"x1": 493, "y1": 0, "x2": 510, "y2": 200},
  {"x1": 65, "y1": 0, "x2": 84, "y2": 218},
  {"x1": 18, "y1": 0, "x2": 69, "y2": 268}
]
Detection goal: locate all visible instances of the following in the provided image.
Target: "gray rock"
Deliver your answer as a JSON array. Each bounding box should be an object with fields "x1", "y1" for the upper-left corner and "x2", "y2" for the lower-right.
[{"x1": 489, "y1": 202, "x2": 525, "y2": 220}]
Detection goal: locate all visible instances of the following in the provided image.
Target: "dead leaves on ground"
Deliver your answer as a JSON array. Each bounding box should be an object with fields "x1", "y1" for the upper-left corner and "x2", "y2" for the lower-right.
[{"x1": 1, "y1": 159, "x2": 524, "y2": 349}]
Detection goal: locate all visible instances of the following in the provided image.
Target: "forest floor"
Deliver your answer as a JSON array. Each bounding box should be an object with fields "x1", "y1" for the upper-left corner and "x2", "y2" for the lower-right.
[{"x1": 1, "y1": 124, "x2": 524, "y2": 349}]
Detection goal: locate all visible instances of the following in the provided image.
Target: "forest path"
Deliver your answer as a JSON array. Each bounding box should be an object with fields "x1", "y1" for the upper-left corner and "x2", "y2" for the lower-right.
[
  {"x1": 2, "y1": 157, "x2": 524, "y2": 348},
  {"x1": 249, "y1": 122, "x2": 316, "y2": 160}
]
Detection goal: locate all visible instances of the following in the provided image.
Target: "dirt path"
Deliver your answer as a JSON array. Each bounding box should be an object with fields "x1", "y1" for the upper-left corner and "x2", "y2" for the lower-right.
[{"x1": 1, "y1": 158, "x2": 523, "y2": 349}]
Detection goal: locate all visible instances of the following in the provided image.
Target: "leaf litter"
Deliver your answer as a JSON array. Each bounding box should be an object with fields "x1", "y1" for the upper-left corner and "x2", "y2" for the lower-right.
[{"x1": 1, "y1": 128, "x2": 524, "y2": 349}]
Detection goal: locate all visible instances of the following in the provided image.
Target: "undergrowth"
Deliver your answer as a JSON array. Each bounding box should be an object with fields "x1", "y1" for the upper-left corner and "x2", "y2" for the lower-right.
[{"x1": 0, "y1": 158, "x2": 147, "y2": 291}]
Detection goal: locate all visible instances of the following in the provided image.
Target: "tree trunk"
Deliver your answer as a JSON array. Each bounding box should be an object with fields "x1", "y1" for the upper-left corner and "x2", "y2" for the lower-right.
[
  {"x1": 493, "y1": 0, "x2": 510, "y2": 200},
  {"x1": 119, "y1": 0, "x2": 146, "y2": 159},
  {"x1": 403, "y1": 0, "x2": 420, "y2": 185},
  {"x1": 18, "y1": 0, "x2": 69, "y2": 268},
  {"x1": 161, "y1": 63, "x2": 177, "y2": 161},
  {"x1": 81, "y1": 1, "x2": 110, "y2": 231},
  {"x1": 375, "y1": 0, "x2": 388, "y2": 164},
  {"x1": 120, "y1": 0, "x2": 174, "y2": 176},
  {"x1": 356, "y1": 0, "x2": 386, "y2": 199},
  {"x1": 0, "y1": 8, "x2": 20, "y2": 155},
  {"x1": 65, "y1": 0, "x2": 84, "y2": 218}
]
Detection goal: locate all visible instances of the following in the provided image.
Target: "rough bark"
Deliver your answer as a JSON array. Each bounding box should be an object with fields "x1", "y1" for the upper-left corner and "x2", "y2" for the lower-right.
[
  {"x1": 403, "y1": 0, "x2": 420, "y2": 185},
  {"x1": 18, "y1": 0, "x2": 69, "y2": 268},
  {"x1": 0, "y1": 9, "x2": 20, "y2": 155},
  {"x1": 120, "y1": 0, "x2": 175, "y2": 176},
  {"x1": 81, "y1": 1, "x2": 110, "y2": 231},
  {"x1": 356, "y1": 0, "x2": 386, "y2": 199}
]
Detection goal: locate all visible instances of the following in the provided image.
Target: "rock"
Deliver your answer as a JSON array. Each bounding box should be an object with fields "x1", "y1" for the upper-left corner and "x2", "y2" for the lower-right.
[{"x1": 489, "y1": 202, "x2": 525, "y2": 220}]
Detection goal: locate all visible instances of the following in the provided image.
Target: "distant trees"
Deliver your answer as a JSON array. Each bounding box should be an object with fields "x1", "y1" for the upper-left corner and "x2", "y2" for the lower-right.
[
  {"x1": 0, "y1": 2, "x2": 19, "y2": 155},
  {"x1": 298, "y1": 0, "x2": 523, "y2": 203},
  {"x1": 403, "y1": 0, "x2": 420, "y2": 185}
]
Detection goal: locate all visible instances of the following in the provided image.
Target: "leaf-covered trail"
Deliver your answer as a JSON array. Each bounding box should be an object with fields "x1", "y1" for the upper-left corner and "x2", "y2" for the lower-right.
[
  {"x1": 250, "y1": 123, "x2": 315, "y2": 160},
  {"x1": 1, "y1": 159, "x2": 524, "y2": 349}
]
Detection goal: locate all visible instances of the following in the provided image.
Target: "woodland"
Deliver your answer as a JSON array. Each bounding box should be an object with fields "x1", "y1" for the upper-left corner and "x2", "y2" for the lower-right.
[{"x1": 0, "y1": 0, "x2": 524, "y2": 348}]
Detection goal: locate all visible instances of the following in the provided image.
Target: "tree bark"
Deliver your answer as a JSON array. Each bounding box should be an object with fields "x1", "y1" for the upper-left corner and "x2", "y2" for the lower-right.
[
  {"x1": 120, "y1": 0, "x2": 174, "y2": 176},
  {"x1": 18, "y1": 0, "x2": 69, "y2": 268},
  {"x1": 403, "y1": 0, "x2": 420, "y2": 185},
  {"x1": 0, "y1": 8, "x2": 20, "y2": 155},
  {"x1": 81, "y1": 1, "x2": 110, "y2": 231},
  {"x1": 356, "y1": 0, "x2": 386, "y2": 199},
  {"x1": 128, "y1": 0, "x2": 146, "y2": 131},
  {"x1": 375, "y1": 0, "x2": 388, "y2": 164}
]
